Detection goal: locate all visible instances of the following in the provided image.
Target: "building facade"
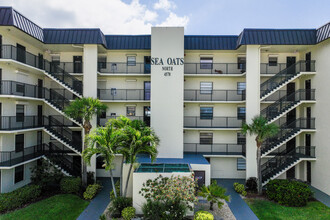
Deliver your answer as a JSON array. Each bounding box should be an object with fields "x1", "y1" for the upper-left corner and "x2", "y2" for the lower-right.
[{"x1": 0, "y1": 7, "x2": 329, "y2": 196}]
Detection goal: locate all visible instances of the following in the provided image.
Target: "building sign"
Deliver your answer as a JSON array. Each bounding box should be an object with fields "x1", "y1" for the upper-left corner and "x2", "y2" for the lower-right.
[{"x1": 151, "y1": 57, "x2": 184, "y2": 76}]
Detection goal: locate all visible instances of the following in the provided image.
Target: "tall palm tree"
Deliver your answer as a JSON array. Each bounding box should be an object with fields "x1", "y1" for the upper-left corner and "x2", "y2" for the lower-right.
[
  {"x1": 64, "y1": 97, "x2": 107, "y2": 187},
  {"x1": 241, "y1": 115, "x2": 279, "y2": 194},
  {"x1": 121, "y1": 120, "x2": 159, "y2": 197},
  {"x1": 83, "y1": 123, "x2": 124, "y2": 198}
]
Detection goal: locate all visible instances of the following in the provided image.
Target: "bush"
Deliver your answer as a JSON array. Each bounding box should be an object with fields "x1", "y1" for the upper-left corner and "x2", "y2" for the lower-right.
[
  {"x1": 142, "y1": 199, "x2": 186, "y2": 220},
  {"x1": 194, "y1": 210, "x2": 214, "y2": 220},
  {"x1": 266, "y1": 179, "x2": 313, "y2": 207},
  {"x1": 241, "y1": 191, "x2": 247, "y2": 197},
  {"x1": 245, "y1": 177, "x2": 258, "y2": 192},
  {"x1": 108, "y1": 196, "x2": 132, "y2": 218},
  {"x1": 142, "y1": 200, "x2": 165, "y2": 220},
  {"x1": 233, "y1": 182, "x2": 245, "y2": 194},
  {"x1": 0, "y1": 184, "x2": 41, "y2": 213},
  {"x1": 60, "y1": 177, "x2": 81, "y2": 194},
  {"x1": 110, "y1": 180, "x2": 121, "y2": 200},
  {"x1": 87, "y1": 171, "x2": 95, "y2": 185},
  {"x1": 122, "y1": 207, "x2": 136, "y2": 220},
  {"x1": 83, "y1": 184, "x2": 102, "y2": 200}
]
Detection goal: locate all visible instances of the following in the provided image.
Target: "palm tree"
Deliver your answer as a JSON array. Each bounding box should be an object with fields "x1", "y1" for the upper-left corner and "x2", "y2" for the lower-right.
[
  {"x1": 121, "y1": 119, "x2": 159, "y2": 197},
  {"x1": 199, "y1": 180, "x2": 230, "y2": 211},
  {"x1": 83, "y1": 122, "x2": 124, "y2": 198},
  {"x1": 64, "y1": 97, "x2": 107, "y2": 187},
  {"x1": 241, "y1": 115, "x2": 279, "y2": 194}
]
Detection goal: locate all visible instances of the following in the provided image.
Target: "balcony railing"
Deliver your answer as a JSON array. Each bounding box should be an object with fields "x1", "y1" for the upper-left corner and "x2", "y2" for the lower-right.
[
  {"x1": 98, "y1": 116, "x2": 144, "y2": 126},
  {"x1": 184, "y1": 143, "x2": 245, "y2": 155},
  {"x1": 184, "y1": 90, "x2": 245, "y2": 101},
  {"x1": 56, "y1": 62, "x2": 83, "y2": 73},
  {"x1": 268, "y1": 146, "x2": 316, "y2": 157},
  {"x1": 97, "y1": 89, "x2": 150, "y2": 101},
  {"x1": 184, "y1": 63, "x2": 246, "y2": 75},
  {"x1": 0, "y1": 144, "x2": 45, "y2": 167},
  {"x1": 260, "y1": 63, "x2": 288, "y2": 74},
  {"x1": 0, "y1": 116, "x2": 43, "y2": 130},
  {"x1": 97, "y1": 62, "x2": 151, "y2": 74},
  {"x1": 0, "y1": 80, "x2": 44, "y2": 98},
  {"x1": 184, "y1": 116, "x2": 244, "y2": 128}
]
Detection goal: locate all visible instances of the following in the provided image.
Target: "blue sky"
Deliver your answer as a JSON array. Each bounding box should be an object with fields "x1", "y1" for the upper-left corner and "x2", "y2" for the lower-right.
[{"x1": 2, "y1": 0, "x2": 330, "y2": 35}]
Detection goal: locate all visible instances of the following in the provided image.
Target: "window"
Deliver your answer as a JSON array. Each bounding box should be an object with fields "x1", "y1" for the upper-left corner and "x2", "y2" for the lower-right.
[
  {"x1": 200, "y1": 82, "x2": 213, "y2": 94},
  {"x1": 237, "y1": 107, "x2": 246, "y2": 120},
  {"x1": 237, "y1": 82, "x2": 246, "y2": 95},
  {"x1": 269, "y1": 56, "x2": 278, "y2": 66},
  {"x1": 16, "y1": 104, "x2": 24, "y2": 122},
  {"x1": 15, "y1": 134, "x2": 24, "y2": 152},
  {"x1": 16, "y1": 83, "x2": 25, "y2": 93},
  {"x1": 200, "y1": 133, "x2": 213, "y2": 144},
  {"x1": 237, "y1": 158, "x2": 246, "y2": 170},
  {"x1": 200, "y1": 57, "x2": 213, "y2": 69},
  {"x1": 98, "y1": 56, "x2": 107, "y2": 69},
  {"x1": 126, "y1": 106, "x2": 136, "y2": 116},
  {"x1": 237, "y1": 57, "x2": 246, "y2": 70},
  {"x1": 111, "y1": 63, "x2": 117, "y2": 71},
  {"x1": 100, "y1": 109, "x2": 106, "y2": 119},
  {"x1": 96, "y1": 156, "x2": 104, "y2": 169},
  {"x1": 51, "y1": 55, "x2": 60, "y2": 65},
  {"x1": 237, "y1": 133, "x2": 246, "y2": 145},
  {"x1": 110, "y1": 88, "x2": 117, "y2": 96},
  {"x1": 14, "y1": 165, "x2": 24, "y2": 183},
  {"x1": 127, "y1": 56, "x2": 136, "y2": 66},
  {"x1": 200, "y1": 107, "x2": 213, "y2": 119}
]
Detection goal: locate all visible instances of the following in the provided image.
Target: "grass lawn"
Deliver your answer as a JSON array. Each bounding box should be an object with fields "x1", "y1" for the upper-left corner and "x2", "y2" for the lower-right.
[
  {"x1": 0, "y1": 194, "x2": 89, "y2": 220},
  {"x1": 245, "y1": 198, "x2": 330, "y2": 220}
]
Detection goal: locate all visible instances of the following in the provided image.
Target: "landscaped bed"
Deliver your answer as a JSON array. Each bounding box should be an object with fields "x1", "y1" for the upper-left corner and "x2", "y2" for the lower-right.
[
  {"x1": 0, "y1": 194, "x2": 89, "y2": 220},
  {"x1": 245, "y1": 198, "x2": 330, "y2": 220}
]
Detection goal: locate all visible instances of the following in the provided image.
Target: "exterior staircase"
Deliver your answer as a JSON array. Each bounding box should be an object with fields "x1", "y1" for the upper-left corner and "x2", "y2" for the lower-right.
[{"x1": 260, "y1": 60, "x2": 315, "y2": 100}]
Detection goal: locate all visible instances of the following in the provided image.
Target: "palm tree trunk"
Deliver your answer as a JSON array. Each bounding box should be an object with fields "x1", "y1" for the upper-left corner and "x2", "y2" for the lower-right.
[
  {"x1": 257, "y1": 145, "x2": 262, "y2": 195},
  {"x1": 109, "y1": 169, "x2": 117, "y2": 198},
  {"x1": 123, "y1": 164, "x2": 133, "y2": 198},
  {"x1": 120, "y1": 156, "x2": 124, "y2": 196},
  {"x1": 82, "y1": 122, "x2": 92, "y2": 188}
]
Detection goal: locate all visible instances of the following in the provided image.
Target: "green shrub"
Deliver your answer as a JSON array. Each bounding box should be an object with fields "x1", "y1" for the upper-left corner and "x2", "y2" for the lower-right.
[
  {"x1": 83, "y1": 184, "x2": 102, "y2": 200},
  {"x1": 110, "y1": 180, "x2": 120, "y2": 200},
  {"x1": 194, "y1": 210, "x2": 214, "y2": 220},
  {"x1": 122, "y1": 207, "x2": 136, "y2": 220},
  {"x1": 99, "y1": 214, "x2": 106, "y2": 220},
  {"x1": 233, "y1": 182, "x2": 245, "y2": 194},
  {"x1": 241, "y1": 191, "x2": 247, "y2": 197},
  {"x1": 0, "y1": 184, "x2": 41, "y2": 213},
  {"x1": 142, "y1": 200, "x2": 165, "y2": 220},
  {"x1": 142, "y1": 199, "x2": 186, "y2": 220},
  {"x1": 60, "y1": 177, "x2": 81, "y2": 194},
  {"x1": 108, "y1": 196, "x2": 132, "y2": 218},
  {"x1": 266, "y1": 179, "x2": 313, "y2": 207},
  {"x1": 245, "y1": 177, "x2": 258, "y2": 192}
]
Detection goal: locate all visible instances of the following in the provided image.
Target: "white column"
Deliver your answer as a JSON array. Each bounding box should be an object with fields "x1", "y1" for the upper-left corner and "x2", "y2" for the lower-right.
[
  {"x1": 151, "y1": 27, "x2": 184, "y2": 158},
  {"x1": 83, "y1": 44, "x2": 98, "y2": 174},
  {"x1": 245, "y1": 45, "x2": 260, "y2": 179}
]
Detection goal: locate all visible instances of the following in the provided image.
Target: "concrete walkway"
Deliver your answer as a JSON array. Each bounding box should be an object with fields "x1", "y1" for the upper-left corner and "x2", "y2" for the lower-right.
[
  {"x1": 311, "y1": 186, "x2": 330, "y2": 207},
  {"x1": 214, "y1": 179, "x2": 258, "y2": 220},
  {"x1": 77, "y1": 178, "x2": 114, "y2": 220}
]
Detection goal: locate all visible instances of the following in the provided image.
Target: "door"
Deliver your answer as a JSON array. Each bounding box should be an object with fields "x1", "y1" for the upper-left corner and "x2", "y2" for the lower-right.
[
  {"x1": 144, "y1": 106, "x2": 150, "y2": 126},
  {"x1": 37, "y1": 131, "x2": 42, "y2": 151},
  {"x1": 144, "y1": 81, "x2": 151, "y2": 100},
  {"x1": 286, "y1": 138, "x2": 296, "y2": 153},
  {"x1": 144, "y1": 56, "x2": 151, "y2": 74},
  {"x1": 38, "y1": 53, "x2": 44, "y2": 69},
  {"x1": 286, "y1": 109, "x2": 296, "y2": 127},
  {"x1": 286, "y1": 56, "x2": 296, "y2": 74},
  {"x1": 38, "y1": 79, "x2": 43, "y2": 98},
  {"x1": 0, "y1": 69, "x2": 2, "y2": 93},
  {"x1": 194, "y1": 171, "x2": 205, "y2": 188},
  {"x1": 37, "y1": 105, "x2": 43, "y2": 126},
  {"x1": 306, "y1": 107, "x2": 312, "y2": 129},
  {"x1": 305, "y1": 80, "x2": 311, "y2": 100},
  {"x1": 287, "y1": 82, "x2": 295, "y2": 101},
  {"x1": 305, "y1": 134, "x2": 311, "y2": 156},
  {"x1": 287, "y1": 167, "x2": 295, "y2": 179},
  {"x1": 307, "y1": 161, "x2": 311, "y2": 183},
  {"x1": 0, "y1": 103, "x2": 2, "y2": 129},
  {"x1": 17, "y1": 44, "x2": 26, "y2": 63},
  {"x1": 0, "y1": 34, "x2": 2, "y2": 58},
  {"x1": 305, "y1": 52, "x2": 311, "y2": 71},
  {"x1": 72, "y1": 131, "x2": 82, "y2": 150},
  {"x1": 73, "y1": 56, "x2": 83, "y2": 73}
]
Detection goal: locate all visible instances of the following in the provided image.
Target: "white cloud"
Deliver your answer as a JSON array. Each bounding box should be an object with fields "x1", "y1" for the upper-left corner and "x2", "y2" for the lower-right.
[
  {"x1": 2, "y1": 0, "x2": 189, "y2": 34},
  {"x1": 154, "y1": 0, "x2": 176, "y2": 11}
]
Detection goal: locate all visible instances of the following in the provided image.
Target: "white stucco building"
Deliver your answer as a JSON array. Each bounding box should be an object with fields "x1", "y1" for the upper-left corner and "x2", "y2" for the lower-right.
[{"x1": 0, "y1": 7, "x2": 329, "y2": 197}]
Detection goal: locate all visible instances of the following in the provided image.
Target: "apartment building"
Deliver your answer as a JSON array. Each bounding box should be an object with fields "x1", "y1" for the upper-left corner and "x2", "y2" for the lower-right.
[{"x1": 0, "y1": 7, "x2": 329, "y2": 196}]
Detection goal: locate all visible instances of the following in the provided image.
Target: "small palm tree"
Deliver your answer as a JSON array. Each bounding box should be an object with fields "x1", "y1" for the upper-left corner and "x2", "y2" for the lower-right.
[
  {"x1": 199, "y1": 180, "x2": 230, "y2": 211},
  {"x1": 241, "y1": 115, "x2": 279, "y2": 195},
  {"x1": 121, "y1": 120, "x2": 159, "y2": 197},
  {"x1": 64, "y1": 97, "x2": 107, "y2": 186}
]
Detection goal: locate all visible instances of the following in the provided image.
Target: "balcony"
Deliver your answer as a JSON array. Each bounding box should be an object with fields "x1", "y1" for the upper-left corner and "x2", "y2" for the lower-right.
[
  {"x1": 184, "y1": 63, "x2": 246, "y2": 75},
  {"x1": 0, "y1": 80, "x2": 44, "y2": 98},
  {"x1": 267, "y1": 146, "x2": 316, "y2": 157},
  {"x1": 184, "y1": 116, "x2": 244, "y2": 128},
  {"x1": 261, "y1": 61, "x2": 316, "y2": 75},
  {"x1": 0, "y1": 116, "x2": 43, "y2": 130},
  {"x1": 0, "y1": 144, "x2": 45, "y2": 167},
  {"x1": 56, "y1": 62, "x2": 83, "y2": 74},
  {"x1": 184, "y1": 90, "x2": 245, "y2": 102},
  {"x1": 97, "y1": 89, "x2": 150, "y2": 101},
  {"x1": 184, "y1": 143, "x2": 245, "y2": 156},
  {"x1": 97, "y1": 62, "x2": 150, "y2": 74}
]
